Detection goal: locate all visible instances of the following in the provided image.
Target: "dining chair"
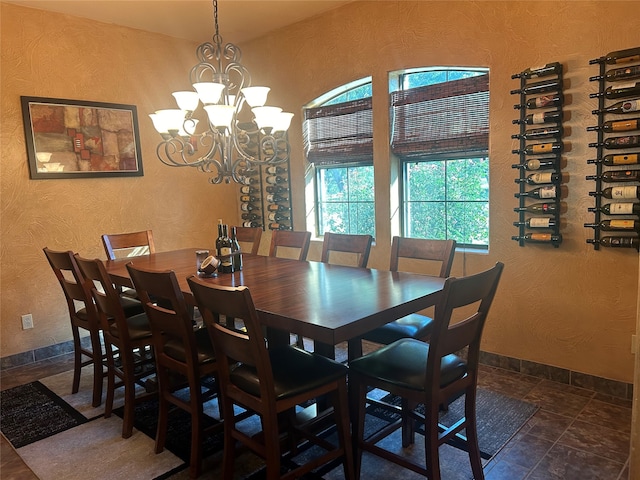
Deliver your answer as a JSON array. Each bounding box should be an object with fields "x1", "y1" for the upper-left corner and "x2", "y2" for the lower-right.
[
  {"x1": 234, "y1": 225, "x2": 262, "y2": 255},
  {"x1": 320, "y1": 232, "x2": 373, "y2": 268},
  {"x1": 126, "y1": 263, "x2": 220, "y2": 479},
  {"x1": 75, "y1": 254, "x2": 155, "y2": 439},
  {"x1": 43, "y1": 248, "x2": 105, "y2": 407},
  {"x1": 356, "y1": 237, "x2": 457, "y2": 357},
  {"x1": 187, "y1": 276, "x2": 355, "y2": 480},
  {"x1": 268, "y1": 229, "x2": 311, "y2": 261},
  {"x1": 102, "y1": 230, "x2": 155, "y2": 260},
  {"x1": 348, "y1": 262, "x2": 504, "y2": 480}
]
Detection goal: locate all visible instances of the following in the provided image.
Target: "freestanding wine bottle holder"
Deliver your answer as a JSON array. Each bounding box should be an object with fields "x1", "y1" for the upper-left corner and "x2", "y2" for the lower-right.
[
  {"x1": 511, "y1": 62, "x2": 565, "y2": 247},
  {"x1": 586, "y1": 46, "x2": 640, "y2": 251},
  {"x1": 238, "y1": 138, "x2": 293, "y2": 231}
]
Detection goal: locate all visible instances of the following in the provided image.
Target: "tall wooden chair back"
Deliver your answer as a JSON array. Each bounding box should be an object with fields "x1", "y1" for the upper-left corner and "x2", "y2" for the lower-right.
[
  {"x1": 187, "y1": 276, "x2": 355, "y2": 480},
  {"x1": 349, "y1": 262, "x2": 504, "y2": 480},
  {"x1": 234, "y1": 226, "x2": 262, "y2": 255},
  {"x1": 125, "y1": 263, "x2": 218, "y2": 479},
  {"x1": 43, "y1": 247, "x2": 104, "y2": 407},
  {"x1": 268, "y1": 229, "x2": 311, "y2": 260},
  {"x1": 390, "y1": 236, "x2": 456, "y2": 277},
  {"x1": 102, "y1": 230, "x2": 155, "y2": 260},
  {"x1": 321, "y1": 232, "x2": 373, "y2": 268},
  {"x1": 75, "y1": 254, "x2": 154, "y2": 438}
]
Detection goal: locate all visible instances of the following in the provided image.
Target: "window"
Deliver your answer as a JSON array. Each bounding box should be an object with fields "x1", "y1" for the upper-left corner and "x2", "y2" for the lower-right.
[
  {"x1": 303, "y1": 78, "x2": 375, "y2": 237},
  {"x1": 391, "y1": 69, "x2": 490, "y2": 249}
]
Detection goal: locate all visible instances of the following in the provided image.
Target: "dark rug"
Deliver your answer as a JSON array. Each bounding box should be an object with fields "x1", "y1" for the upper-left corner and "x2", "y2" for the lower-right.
[
  {"x1": 0, "y1": 381, "x2": 88, "y2": 448},
  {"x1": 366, "y1": 388, "x2": 538, "y2": 459}
]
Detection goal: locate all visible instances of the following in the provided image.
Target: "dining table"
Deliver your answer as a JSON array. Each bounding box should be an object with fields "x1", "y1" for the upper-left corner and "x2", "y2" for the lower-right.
[{"x1": 105, "y1": 247, "x2": 446, "y2": 361}]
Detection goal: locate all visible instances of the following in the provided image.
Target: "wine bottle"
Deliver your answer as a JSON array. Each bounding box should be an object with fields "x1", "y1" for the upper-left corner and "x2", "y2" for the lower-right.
[
  {"x1": 586, "y1": 169, "x2": 640, "y2": 183},
  {"x1": 513, "y1": 111, "x2": 562, "y2": 125},
  {"x1": 601, "y1": 47, "x2": 640, "y2": 65},
  {"x1": 513, "y1": 217, "x2": 557, "y2": 229},
  {"x1": 592, "y1": 98, "x2": 640, "y2": 115},
  {"x1": 515, "y1": 185, "x2": 557, "y2": 199},
  {"x1": 230, "y1": 226, "x2": 242, "y2": 271},
  {"x1": 266, "y1": 193, "x2": 289, "y2": 203},
  {"x1": 512, "y1": 142, "x2": 562, "y2": 155},
  {"x1": 266, "y1": 175, "x2": 287, "y2": 185},
  {"x1": 590, "y1": 65, "x2": 640, "y2": 82},
  {"x1": 239, "y1": 195, "x2": 260, "y2": 203},
  {"x1": 587, "y1": 236, "x2": 639, "y2": 250},
  {"x1": 241, "y1": 176, "x2": 260, "y2": 185},
  {"x1": 240, "y1": 185, "x2": 259, "y2": 195},
  {"x1": 516, "y1": 172, "x2": 561, "y2": 185},
  {"x1": 603, "y1": 81, "x2": 640, "y2": 100},
  {"x1": 589, "y1": 202, "x2": 640, "y2": 215},
  {"x1": 513, "y1": 202, "x2": 558, "y2": 214},
  {"x1": 268, "y1": 223, "x2": 289, "y2": 230},
  {"x1": 511, "y1": 233, "x2": 562, "y2": 244},
  {"x1": 240, "y1": 202, "x2": 260, "y2": 212},
  {"x1": 514, "y1": 93, "x2": 563, "y2": 110},
  {"x1": 219, "y1": 224, "x2": 233, "y2": 273},
  {"x1": 215, "y1": 220, "x2": 224, "y2": 259},
  {"x1": 242, "y1": 221, "x2": 262, "y2": 228},
  {"x1": 589, "y1": 135, "x2": 640, "y2": 149},
  {"x1": 588, "y1": 153, "x2": 640, "y2": 166},
  {"x1": 512, "y1": 157, "x2": 559, "y2": 171},
  {"x1": 268, "y1": 212, "x2": 290, "y2": 222},
  {"x1": 512, "y1": 62, "x2": 562, "y2": 79},
  {"x1": 265, "y1": 166, "x2": 288, "y2": 174},
  {"x1": 589, "y1": 186, "x2": 640, "y2": 199},
  {"x1": 510, "y1": 78, "x2": 561, "y2": 95},
  {"x1": 587, "y1": 118, "x2": 640, "y2": 133},
  {"x1": 512, "y1": 126, "x2": 563, "y2": 140},
  {"x1": 267, "y1": 203, "x2": 290, "y2": 212},
  {"x1": 584, "y1": 219, "x2": 640, "y2": 231},
  {"x1": 241, "y1": 212, "x2": 260, "y2": 221},
  {"x1": 266, "y1": 185, "x2": 288, "y2": 194}
]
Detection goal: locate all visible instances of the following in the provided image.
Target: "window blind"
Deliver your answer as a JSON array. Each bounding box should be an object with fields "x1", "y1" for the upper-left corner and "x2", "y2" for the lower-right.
[
  {"x1": 303, "y1": 98, "x2": 373, "y2": 165},
  {"x1": 390, "y1": 74, "x2": 489, "y2": 160}
]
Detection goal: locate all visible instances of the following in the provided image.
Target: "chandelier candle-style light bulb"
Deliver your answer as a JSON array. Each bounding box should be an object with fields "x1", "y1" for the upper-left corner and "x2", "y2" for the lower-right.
[{"x1": 149, "y1": 0, "x2": 292, "y2": 184}]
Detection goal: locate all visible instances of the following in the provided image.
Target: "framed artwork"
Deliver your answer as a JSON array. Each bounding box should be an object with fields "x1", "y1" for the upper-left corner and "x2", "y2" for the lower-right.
[{"x1": 21, "y1": 96, "x2": 144, "y2": 179}]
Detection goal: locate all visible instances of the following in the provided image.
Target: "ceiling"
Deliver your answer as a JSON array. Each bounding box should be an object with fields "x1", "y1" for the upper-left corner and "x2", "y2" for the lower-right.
[{"x1": 7, "y1": 0, "x2": 353, "y2": 43}]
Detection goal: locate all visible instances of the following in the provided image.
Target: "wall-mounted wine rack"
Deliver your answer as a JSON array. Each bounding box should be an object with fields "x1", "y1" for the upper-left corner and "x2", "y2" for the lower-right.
[
  {"x1": 586, "y1": 46, "x2": 640, "y2": 251},
  {"x1": 239, "y1": 157, "x2": 293, "y2": 231},
  {"x1": 511, "y1": 62, "x2": 565, "y2": 247}
]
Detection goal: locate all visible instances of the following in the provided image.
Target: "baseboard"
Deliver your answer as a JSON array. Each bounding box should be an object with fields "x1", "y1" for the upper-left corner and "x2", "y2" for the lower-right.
[{"x1": 1, "y1": 340, "x2": 633, "y2": 401}]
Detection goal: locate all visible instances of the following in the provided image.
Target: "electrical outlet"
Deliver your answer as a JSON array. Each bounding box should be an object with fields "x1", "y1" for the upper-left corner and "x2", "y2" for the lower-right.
[{"x1": 21, "y1": 314, "x2": 33, "y2": 330}]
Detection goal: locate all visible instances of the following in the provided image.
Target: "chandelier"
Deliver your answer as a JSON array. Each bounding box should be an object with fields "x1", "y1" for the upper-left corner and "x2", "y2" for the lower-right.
[{"x1": 149, "y1": 0, "x2": 293, "y2": 184}]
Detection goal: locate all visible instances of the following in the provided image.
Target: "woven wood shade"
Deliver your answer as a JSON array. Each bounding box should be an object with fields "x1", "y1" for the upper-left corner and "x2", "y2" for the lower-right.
[
  {"x1": 303, "y1": 98, "x2": 373, "y2": 165},
  {"x1": 390, "y1": 74, "x2": 489, "y2": 160}
]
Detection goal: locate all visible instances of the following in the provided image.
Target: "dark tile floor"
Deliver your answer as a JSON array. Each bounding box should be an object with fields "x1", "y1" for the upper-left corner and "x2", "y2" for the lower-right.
[{"x1": 0, "y1": 352, "x2": 632, "y2": 479}]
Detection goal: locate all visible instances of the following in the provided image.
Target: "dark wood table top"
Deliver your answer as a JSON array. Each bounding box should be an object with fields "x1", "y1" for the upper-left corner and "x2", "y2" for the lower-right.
[{"x1": 106, "y1": 248, "x2": 445, "y2": 348}]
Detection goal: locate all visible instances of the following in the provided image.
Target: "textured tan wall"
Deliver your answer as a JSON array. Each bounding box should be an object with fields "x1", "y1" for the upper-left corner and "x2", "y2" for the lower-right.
[
  {"x1": 239, "y1": 0, "x2": 640, "y2": 383},
  {"x1": 1, "y1": 1, "x2": 639, "y2": 384},
  {"x1": 1, "y1": 3, "x2": 238, "y2": 358}
]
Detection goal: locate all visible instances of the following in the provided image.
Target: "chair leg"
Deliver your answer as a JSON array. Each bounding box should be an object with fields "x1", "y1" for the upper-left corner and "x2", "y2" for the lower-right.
[
  {"x1": 221, "y1": 396, "x2": 236, "y2": 480},
  {"x1": 104, "y1": 344, "x2": 116, "y2": 419},
  {"x1": 90, "y1": 330, "x2": 104, "y2": 407},
  {"x1": 424, "y1": 403, "x2": 442, "y2": 480},
  {"x1": 155, "y1": 367, "x2": 170, "y2": 454},
  {"x1": 188, "y1": 383, "x2": 204, "y2": 479},
  {"x1": 465, "y1": 392, "x2": 485, "y2": 480},
  {"x1": 333, "y1": 380, "x2": 355, "y2": 480},
  {"x1": 71, "y1": 326, "x2": 82, "y2": 394},
  {"x1": 262, "y1": 411, "x2": 282, "y2": 480},
  {"x1": 120, "y1": 352, "x2": 136, "y2": 438},
  {"x1": 348, "y1": 375, "x2": 367, "y2": 480}
]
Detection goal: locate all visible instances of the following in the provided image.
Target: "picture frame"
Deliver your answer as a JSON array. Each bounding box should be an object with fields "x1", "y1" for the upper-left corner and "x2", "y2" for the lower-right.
[{"x1": 21, "y1": 96, "x2": 144, "y2": 179}]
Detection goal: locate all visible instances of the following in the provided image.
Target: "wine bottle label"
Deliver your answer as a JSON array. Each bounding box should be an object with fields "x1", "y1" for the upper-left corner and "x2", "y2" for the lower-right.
[
  {"x1": 611, "y1": 80, "x2": 638, "y2": 90},
  {"x1": 534, "y1": 95, "x2": 555, "y2": 108},
  {"x1": 609, "y1": 154, "x2": 639, "y2": 165},
  {"x1": 610, "y1": 119, "x2": 639, "y2": 132},
  {"x1": 526, "y1": 159, "x2": 541, "y2": 170},
  {"x1": 529, "y1": 233, "x2": 552, "y2": 241},
  {"x1": 529, "y1": 218, "x2": 551, "y2": 228},
  {"x1": 609, "y1": 203, "x2": 635, "y2": 214},
  {"x1": 530, "y1": 172, "x2": 553, "y2": 183},
  {"x1": 220, "y1": 247, "x2": 232, "y2": 257},
  {"x1": 532, "y1": 113, "x2": 546, "y2": 124},
  {"x1": 539, "y1": 186, "x2": 556, "y2": 198},
  {"x1": 609, "y1": 220, "x2": 635, "y2": 229},
  {"x1": 531, "y1": 143, "x2": 554, "y2": 154},
  {"x1": 610, "y1": 186, "x2": 638, "y2": 199},
  {"x1": 621, "y1": 100, "x2": 640, "y2": 113}
]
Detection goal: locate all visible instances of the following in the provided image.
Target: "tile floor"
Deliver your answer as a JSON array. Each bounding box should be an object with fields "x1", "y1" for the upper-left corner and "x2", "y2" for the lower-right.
[{"x1": 0, "y1": 352, "x2": 632, "y2": 479}]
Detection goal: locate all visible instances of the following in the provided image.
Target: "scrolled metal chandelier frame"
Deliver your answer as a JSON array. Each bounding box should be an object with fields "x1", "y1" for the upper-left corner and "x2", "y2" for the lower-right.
[{"x1": 149, "y1": 0, "x2": 293, "y2": 184}]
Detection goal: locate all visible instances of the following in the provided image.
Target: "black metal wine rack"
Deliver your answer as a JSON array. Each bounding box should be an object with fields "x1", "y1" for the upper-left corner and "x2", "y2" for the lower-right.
[
  {"x1": 586, "y1": 46, "x2": 640, "y2": 251},
  {"x1": 511, "y1": 62, "x2": 565, "y2": 248}
]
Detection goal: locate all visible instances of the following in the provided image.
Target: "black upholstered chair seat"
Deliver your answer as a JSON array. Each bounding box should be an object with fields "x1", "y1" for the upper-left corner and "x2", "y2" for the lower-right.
[
  {"x1": 119, "y1": 295, "x2": 145, "y2": 316},
  {"x1": 362, "y1": 313, "x2": 434, "y2": 345},
  {"x1": 164, "y1": 328, "x2": 216, "y2": 364},
  {"x1": 349, "y1": 338, "x2": 467, "y2": 391},
  {"x1": 107, "y1": 312, "x2": 152, "y2": 341},
  {"x1": 231, "y1": 346, "x2": 348, "y2": 400}
]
